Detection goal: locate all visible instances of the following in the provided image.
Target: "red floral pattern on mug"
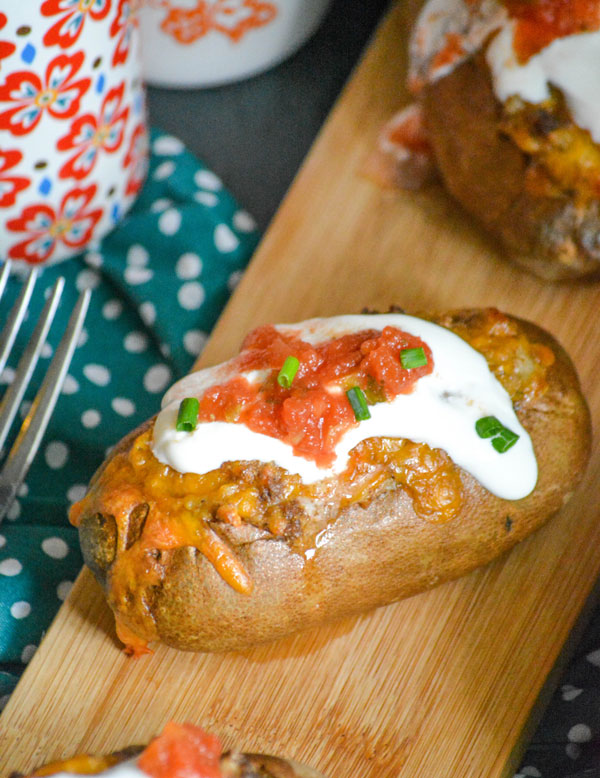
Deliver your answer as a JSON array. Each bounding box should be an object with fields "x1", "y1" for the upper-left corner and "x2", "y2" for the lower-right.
[
  {"x1": 123, "y1": 121, "x2": 149, "y2": 196},
  {"x1": 42, "y1": 0, "x2": 112, "y2": 49},
  {"x1": 0, "y1": 51, "x2": 91, "y2": 136},
  {"x1": 57, "y1": 83, "x2": 129, "y2": 180},
  {"x1": 110, "y1": 0, "x2": 140, "y2": 65},
  {"x1": 6, "y1": 184, "x2": 103, "y2": 264},
  {"x1": 0, "y1": 13, "x2": 16, "y2": 67},
  {"x1": 0, "y1": 149, "x2": 30, "y2": 207},
  {"x1": 159, "y1": 0, "x2": 277, "y2": 45}
]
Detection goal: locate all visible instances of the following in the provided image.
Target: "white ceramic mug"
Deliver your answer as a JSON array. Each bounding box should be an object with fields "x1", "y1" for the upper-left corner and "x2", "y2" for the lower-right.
[
  {"x1": 0, "y1": 1, "x2": 148, "y2": 267},
  {"x1": 139, "y1": 0, "x2": 334, "y2": 88}
]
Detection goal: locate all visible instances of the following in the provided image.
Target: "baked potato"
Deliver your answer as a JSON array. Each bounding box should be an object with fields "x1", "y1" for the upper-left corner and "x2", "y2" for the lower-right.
[
  {"x1": 70, "y1": 308, "x2": 591, "y2": 655},
  {"x1": 377, "y1": 0, "x2": 600, "y2": 280},
  {"x1": 16, "y1": 721, "x2": 325, "y2": 778}
]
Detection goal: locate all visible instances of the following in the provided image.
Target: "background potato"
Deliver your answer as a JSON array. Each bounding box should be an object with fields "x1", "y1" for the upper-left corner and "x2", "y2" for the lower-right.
[
  {"x1": 75, "y1": 311, "x2": 591, "y2": 653},
  {"x1": 420, "y1": 53, "x2": 600, "y2": 280}
]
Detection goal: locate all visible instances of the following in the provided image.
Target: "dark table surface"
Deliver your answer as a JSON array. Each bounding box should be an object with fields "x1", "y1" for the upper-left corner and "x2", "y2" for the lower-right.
[{"x1": 148, "y1": 2, "x2": 600, "y2": 776}]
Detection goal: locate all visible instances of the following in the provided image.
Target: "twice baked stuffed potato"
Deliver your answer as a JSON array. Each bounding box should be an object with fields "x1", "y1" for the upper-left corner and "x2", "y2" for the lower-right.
[
  {"x1": 70, "y1": 309, "x2": 590, "y2": 654},
  {"x1": 377, "y1": 0, "x2": 600, "y2": 280},
  {"x1": 17, "y1": 721, "x2": 325, "y2": 778}
]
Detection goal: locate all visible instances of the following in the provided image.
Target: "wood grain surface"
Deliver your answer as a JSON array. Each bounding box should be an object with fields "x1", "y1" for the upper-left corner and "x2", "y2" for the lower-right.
[{"x1": 2, "y1": 2, "x2": 600, "y2": 776}]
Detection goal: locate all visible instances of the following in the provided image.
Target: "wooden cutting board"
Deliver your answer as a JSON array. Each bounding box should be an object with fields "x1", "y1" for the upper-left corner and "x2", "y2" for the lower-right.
[{"x1": 2, "y1": 1, "x2": 600, "y2": 776}]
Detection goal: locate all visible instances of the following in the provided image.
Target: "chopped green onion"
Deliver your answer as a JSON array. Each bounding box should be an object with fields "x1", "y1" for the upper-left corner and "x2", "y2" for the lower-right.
[
  {"x1": 176, "y1": 397, "x2": 199, "y2": 432},
  {"x1": 277, "y1": 355, "x2": 300, "y2": 388},
  {"x1": 491, "y1": 427, "x2": 519, "y2": 453},
  {"x1": 476, "y1": 416, "x2": 519, "y2": 454},
  {"x1": 346, "y1": 386, "x2": 371, "y2": 421},
  {"x1": 400, "y1": 347, "x2": 428, "y2": 369},
  {"x1": 475, "y1": 416, "x2": 504, "y2": 439}
]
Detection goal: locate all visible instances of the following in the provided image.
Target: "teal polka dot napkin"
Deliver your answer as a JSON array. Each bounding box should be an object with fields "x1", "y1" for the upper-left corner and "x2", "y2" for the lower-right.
[{"x1": 0, "y1": 129, "x2": 259, "y2": 706}]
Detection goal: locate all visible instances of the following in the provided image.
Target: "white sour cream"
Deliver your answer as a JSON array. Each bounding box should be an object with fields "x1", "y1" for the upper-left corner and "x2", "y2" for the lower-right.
[
  {"x1": 152, "y1": 314, "x2": 538, "y2": 501},
  {"x1": 410, "y1": 0, "x2": 600, "y2": 143},
  {"x1": 486, "y1": 22, "x2": 600, "y2": 143}
]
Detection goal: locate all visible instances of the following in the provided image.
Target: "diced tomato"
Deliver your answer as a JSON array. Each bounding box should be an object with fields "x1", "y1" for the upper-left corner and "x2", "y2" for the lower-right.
[
  {"x1": 138, "y1": 722, "x2": 222, "y2": 778},
  {"x1": 197, "y1": 324, "x2": 434, "y2": 467},
  {"x1": 504, "y1": 0, "x2": 600, "y2": 61}
]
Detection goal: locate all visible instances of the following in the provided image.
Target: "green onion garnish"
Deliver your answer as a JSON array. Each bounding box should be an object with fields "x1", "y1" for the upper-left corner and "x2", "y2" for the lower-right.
[
  {"x1": 475, "y1": 416, "x2": 504, "y2": 439},
  {"x1": 277, "y1": 355, "x2": 300, "y2": 388},
  {"x1": 176, "y1": 397, "x2": 199, "y2": 432},
  {"x1": 476, "y1": 415, "x2": 519, "y2": 453},
  {"x1": 400, "y1": 347, "x2": 428, "y2": 369},
  {"x1": 346, "y1": 386, "x2": 371, "y2": 421},
  {"x1": 491, "y1": 427, "x2": 519, "y2": 453}
]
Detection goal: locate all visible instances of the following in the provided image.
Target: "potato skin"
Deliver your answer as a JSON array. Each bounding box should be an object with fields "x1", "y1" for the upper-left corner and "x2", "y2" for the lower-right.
[
  {"x1": 77, "y1": 312, "x2": 591, "y2": 653},
  {"x1": 420, "y1": 55, "x2": 600, "y2": 281}
]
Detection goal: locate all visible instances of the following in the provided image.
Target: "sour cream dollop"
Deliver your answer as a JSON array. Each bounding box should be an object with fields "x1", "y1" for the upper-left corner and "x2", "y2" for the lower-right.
[{"x1": 152, "y1": 314, "x2": 538, "y2": 501}]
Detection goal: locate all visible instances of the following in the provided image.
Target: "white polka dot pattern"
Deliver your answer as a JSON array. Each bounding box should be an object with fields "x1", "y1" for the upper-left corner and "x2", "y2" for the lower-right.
[
  {"x1": 178, "y1": 282, "x2": 205, "y2": 310},
  {"x1": 10, "y1": 601, "x2": 31, "y2": 619},
  {"x1": 41, "y1": 537, "x2": 69, "y2": 560},
  {"x1": 76, "y1": 269, "x2": 101, "y2": 291},
  {"x1": 124, "y1": 332, "x2": 149, "y2": 353},
  {"x1": 176, "y1": 253, "x2": 202, "y2": 280},
  {"x1": 81, "y1": 409, "x2": 101, "y2": 428},
  {"x1": 67, "y1": 484, "x2": 87, "y2": 503},
  {"x1": 194, "y1": 169, "x2": 222, "y2": 190},
  {"x1": 214, "y1": 224, "x2": 240, "y2": 253},
  {"x1": 127, "y1": 245, "x2": 149, "y2": 266},
  {"x1": 103, "y1": 300, "x2": 123, "y2": 320},
  {"x1": 194, "y1": 191, "x2": 218, "y2": 207},
  {"x1": 83, "y1": 364, "x2": 111, "y2": 386},
  {"x1": 125, "y1": 266, "x2": 154, "y2": 285},
  {"x1": 112, "y1": 397, "x2": 136, "y2": 417},
  {"x1": 183, "y1": 330, "x2": 207, "y2": 356},
  {"x1": 45, "y1": 442, "x2": 69, "y2": 470},
  {"x1": 567, "y1": 724, "x2": 592, "y2": 743},
  {"x1": 139, "y1": 301, "x2": 156, "y2": 326},
  {"x1": 153, "y1": 134, "x2": 184, "y2": 155},
  {"x1": 56, "y1": 580, "x2": 73, "y2": 601},
  {"x1": 154, "y1": 160, "x2": 175, "y2": 180},
  {"x1": 61, "y1": 375, "x2": 80, "y2": 395},
  {"x1": 6, "y1": 501, "x2": 21, "y2": 521},
  {"x1": 144, "y1": 364, "x2": 172, "y2": 393},
  {"x1": 0, "y1": 559, "x2": 22, "y2": 577},
  {"x1": 233, "y1": 210, "x2": 257, "y2": 233},
  {"x1": 158, "y1": 208, "x2": 182, "y2": 236},
  {"x1": 21, "y1": 644, "x2": 36, "y2": 663},
  {"x1": 150, "y1": 198, "x2": 173, "y2": 213}
]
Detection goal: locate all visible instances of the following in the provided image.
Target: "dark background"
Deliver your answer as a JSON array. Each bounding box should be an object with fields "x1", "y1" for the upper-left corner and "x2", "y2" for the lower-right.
[{"x1": 147, "y1": 0, "x2": 390, "y2": 231}]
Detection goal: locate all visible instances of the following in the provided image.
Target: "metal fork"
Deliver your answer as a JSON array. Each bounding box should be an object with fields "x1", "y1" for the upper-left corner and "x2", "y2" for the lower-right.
[{"x1": 0, "y1": 260, "x2": 90, "y2": 523}]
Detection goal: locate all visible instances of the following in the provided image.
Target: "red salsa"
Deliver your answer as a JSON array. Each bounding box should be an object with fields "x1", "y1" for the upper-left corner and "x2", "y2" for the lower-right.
[
  {"x1": 138, "y1": 722, "x2": 222, "y2": 778},
  {"x1": 503, "y1": 0, "x2": 600, "y2": 61},
  {"x1": 197, "y1": 324, "x2": 434, "y2": 468}
]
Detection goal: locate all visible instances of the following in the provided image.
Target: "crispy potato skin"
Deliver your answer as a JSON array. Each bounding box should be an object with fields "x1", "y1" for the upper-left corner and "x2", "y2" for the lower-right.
[
  {"x1": 77, "y1": 312, "x2": 591, "y2": 653},
  {"x1": 421, "y1": 56, "x2": 600, "y2": 280}
]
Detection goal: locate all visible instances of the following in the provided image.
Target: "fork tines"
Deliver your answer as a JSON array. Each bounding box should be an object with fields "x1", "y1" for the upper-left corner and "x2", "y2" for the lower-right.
[{"x1": 0, "y1": 260, "x2": 91, "y2": 523}]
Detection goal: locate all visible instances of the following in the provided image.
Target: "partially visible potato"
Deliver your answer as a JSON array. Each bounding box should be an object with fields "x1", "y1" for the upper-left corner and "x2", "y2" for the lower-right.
[{"x1": 421, "y1": 53, "x2": 600, "y2": 280}]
